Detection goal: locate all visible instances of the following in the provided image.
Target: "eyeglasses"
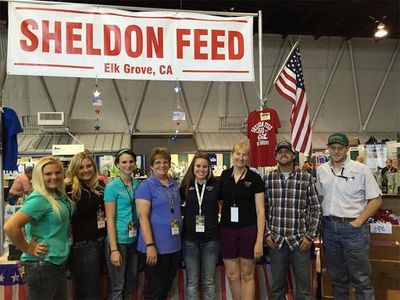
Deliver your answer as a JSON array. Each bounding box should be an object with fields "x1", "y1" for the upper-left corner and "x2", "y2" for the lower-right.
[
  {"x1": 153, "y1": 160, "x2": 169, "y2": 166},
  {"x1": 330, "y1": 167, "x2": 354, "y2": 181}
]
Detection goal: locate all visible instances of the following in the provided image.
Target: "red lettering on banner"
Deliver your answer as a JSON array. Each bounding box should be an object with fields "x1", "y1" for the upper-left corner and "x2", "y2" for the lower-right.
[
  {"x1": 125, "y1": 25, "x2": 143, "y2": 58},
  {"x1": 17, "y1": 18, "x2": 245, "y2": 62},
  {"x1": 160, "y1": 65, "x2": 173, "y2": 75},
  {"x1": 20, "y1": 19, "x2": 38, "y2": 51},
  {"x1": 66, "y1": 22, "x2": 82, "y2": 54},
  {"x1": 104, "y1": 25, "x2": 121, "y2": 56},
  {"x1": 176, "y1": 29, "x2": 191, "y2": 59},
  {"x1": 147, "y1": 27, "x2": 163, "y2": 58},
  {"x1": 194, "y1": 29, "x2": 208, "y2": 59},
  {"x1": 42, "y1": 20, "x2": 62, "y2": 53},
  {"x1": 105, "y1": 62, "x2": 120, "y2": 73},
  {"x1": 177, "y1": 28, "x2": 245, "y2": 60},
  {"x1": 211, "y1": 30, "x2": 225, "y2": 60},
  {"x1": 228, "y1": 31, "x2": 244, "y2": 59},
  {"x1": 86, "y1": 23, "x2": 101, "y2": 55}
]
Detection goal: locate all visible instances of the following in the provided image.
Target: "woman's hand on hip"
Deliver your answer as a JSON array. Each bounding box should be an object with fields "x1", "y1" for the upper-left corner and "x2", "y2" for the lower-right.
[{"x1": 27, "y1": 237, "x2": 49, "y2": 257}]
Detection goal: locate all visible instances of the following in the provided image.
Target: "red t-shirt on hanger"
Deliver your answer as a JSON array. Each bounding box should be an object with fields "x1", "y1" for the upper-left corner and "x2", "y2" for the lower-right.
[{"x1": 246, "y1": 108, "x2": 281, "y2": 167}]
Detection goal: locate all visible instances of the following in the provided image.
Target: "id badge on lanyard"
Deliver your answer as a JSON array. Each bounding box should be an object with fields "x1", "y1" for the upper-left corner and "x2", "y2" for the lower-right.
[
  {"x1": 195, "y1": 181, "x2": 207, "y2": 232},
  {"x1": 97, "y1": 209, "x2": 106, "y2": 229},
  {"x1": 196, "y1": 215, "x2": 205, "y2": 232},
  {"x1": 230, "y1": 169, "x2": 245, "y2": 223},
  {"x1": 171, "y1": 218, "x2": 180, "y2": 235},
  {"x1": 128, "y1": 220, "x2": 137, "y2": 238},
  {"x1": 230, "y1": 206, "x2": 239, "y2": 222}
]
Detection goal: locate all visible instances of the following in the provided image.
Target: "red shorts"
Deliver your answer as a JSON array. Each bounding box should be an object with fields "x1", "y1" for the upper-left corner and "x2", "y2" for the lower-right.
[{"x1": 220, "y1": 225, "x2": 257, "y2": 259}]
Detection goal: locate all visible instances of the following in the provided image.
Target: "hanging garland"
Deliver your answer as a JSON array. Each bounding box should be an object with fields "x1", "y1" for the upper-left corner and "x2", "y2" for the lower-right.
[
  {"x1": 92, "y1": 78, "x2": 102, "y2": 131},
  {"x1": 171, "y1": 82, "x2": 185, "y2": 142}
]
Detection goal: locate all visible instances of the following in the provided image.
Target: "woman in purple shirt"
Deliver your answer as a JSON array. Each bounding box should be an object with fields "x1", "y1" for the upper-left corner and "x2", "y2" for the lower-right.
[{"x1": 136, "y1": 147, "x2": 182, "y2": 300}]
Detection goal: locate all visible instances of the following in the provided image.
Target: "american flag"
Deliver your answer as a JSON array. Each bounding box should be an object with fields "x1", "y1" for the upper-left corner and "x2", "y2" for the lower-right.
[{"x1": 275, "y1": 45, "x2": 312, "y2": 155}]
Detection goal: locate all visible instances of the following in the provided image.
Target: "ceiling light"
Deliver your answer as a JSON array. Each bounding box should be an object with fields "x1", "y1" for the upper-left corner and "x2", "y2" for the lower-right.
[{"x1": 374, "y1": 22, "x2": 388, "y2": 38}]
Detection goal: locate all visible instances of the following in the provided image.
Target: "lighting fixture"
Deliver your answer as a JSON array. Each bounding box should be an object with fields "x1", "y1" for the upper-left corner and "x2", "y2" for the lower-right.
[{"x1": 374, "y1": 22, "x2": 388, "y2": 38}]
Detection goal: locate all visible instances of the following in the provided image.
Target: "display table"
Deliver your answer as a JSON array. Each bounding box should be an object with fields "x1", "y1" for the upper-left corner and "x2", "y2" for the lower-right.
[
  {"x1": 0, "y1": 260, "x2": 316, "y2": 300},
  {"x1": 0, "y1": 262, "x2": 25, "y2": 300}
]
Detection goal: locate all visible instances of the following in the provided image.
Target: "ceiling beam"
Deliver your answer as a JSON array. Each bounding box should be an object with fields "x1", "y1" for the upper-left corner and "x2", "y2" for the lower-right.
[
  {"x1": 311, "y1": 39, "x2": 345, "y2": 127},
  {"x1": 347, "y1": 40, "x2": 362, "y2": 132},
  {"x1": 363, "y1": 40, "x2": 400, "y2": 131},
  {"x1": 39, "y1": 76, "x2": 56, "y2": 112}
]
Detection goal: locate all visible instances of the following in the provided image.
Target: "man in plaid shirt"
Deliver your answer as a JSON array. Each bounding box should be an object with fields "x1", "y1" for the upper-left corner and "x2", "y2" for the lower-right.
[{"x1": 264, "y1": 141, "x2": 321, "y2": 300}]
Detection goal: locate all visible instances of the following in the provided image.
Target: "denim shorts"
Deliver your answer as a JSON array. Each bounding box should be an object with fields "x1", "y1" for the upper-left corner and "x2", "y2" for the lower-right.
[{"x1": 220, "y1": 225, "x2": 257, "y2": 259}]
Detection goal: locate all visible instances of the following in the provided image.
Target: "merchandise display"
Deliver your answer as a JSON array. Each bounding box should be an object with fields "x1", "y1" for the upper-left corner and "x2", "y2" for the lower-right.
[{"x1": 246, "y1": 108, "x2": 281, "y2": 167}]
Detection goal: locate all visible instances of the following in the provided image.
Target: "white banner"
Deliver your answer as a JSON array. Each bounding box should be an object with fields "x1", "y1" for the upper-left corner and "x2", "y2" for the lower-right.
[{"x1": 7, "y1": 2, "x2": 254, "y2": 81}]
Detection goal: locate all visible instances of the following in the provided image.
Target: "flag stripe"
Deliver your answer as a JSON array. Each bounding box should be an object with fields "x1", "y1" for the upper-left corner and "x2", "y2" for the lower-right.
[{"x1": 275, "y1": 46, "x2": 312, "y2": 155}]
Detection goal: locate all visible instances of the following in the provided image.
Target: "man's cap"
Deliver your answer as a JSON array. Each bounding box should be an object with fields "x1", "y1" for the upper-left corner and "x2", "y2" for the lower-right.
[
  {"x1": 327, "y1": 133, "x2": 349, "y2": 146},
  {"x1": 276, "y1": 141, "x2": 295, "y2": 153}
]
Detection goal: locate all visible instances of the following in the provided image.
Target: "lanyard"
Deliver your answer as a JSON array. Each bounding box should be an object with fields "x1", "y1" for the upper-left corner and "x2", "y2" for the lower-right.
[
  {"x1": 195, "y1": 180, "x2": 206, "y2": 215},
  {"x1": 231, "y1": 168, "x2": 246, "y2": 207},
  {"x1": 161, "y1": 184, "x2": 175, "y2": 214},
  {"x1": 119, "y1": 177, "x2": 135, "y2": 220}
]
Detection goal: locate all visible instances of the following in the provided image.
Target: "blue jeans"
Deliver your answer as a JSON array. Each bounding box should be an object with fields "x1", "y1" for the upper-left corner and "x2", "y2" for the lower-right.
[
  {"x1": 183, "y1": 239, "x2": 219, "y2": 300},
  {"x1": 322, "y1": 218, "x2": 374, "y2": 300},
  {"x1": 105, "y1": 242, "x2": 138, "y2": 300},
  {"x1": 22, "y1": 261, "x2": 67, "y2": 300},
  {"x1": 69, "y1": 240, "x2": 104, "y2": 300},
  {"x1": 269, "y1": 242, "x2": 312, "y2": 300}
]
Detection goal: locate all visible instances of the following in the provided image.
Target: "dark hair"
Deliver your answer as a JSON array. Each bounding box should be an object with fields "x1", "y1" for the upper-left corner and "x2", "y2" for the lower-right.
[
  {"x1": 114, "y1": 148, "x2": 137, "y2": 165},
  {"x1": 149, "y1": 147, "x2": 171, "y2": 166},
  {"x1": 181, "y1": 152, "x2": 215, "y2": 197}
]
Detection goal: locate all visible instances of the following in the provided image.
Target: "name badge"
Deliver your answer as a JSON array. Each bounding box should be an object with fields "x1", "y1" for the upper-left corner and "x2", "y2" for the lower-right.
[
  {"x1": 171, "y1": 218, "x2": 180, "y2": 236},
  {"x1": 97, "y1": 210, "x2": 106, "y2": 229},
  {"x1": 17, "y1": 262, "x2": 25, "y2": 280},
  {"x1": 128, "y1": 220, "x2": 137, "y2": 238},
  {"x1": 195, "y1": 215, "x2": 205, "y2": 232},
  {"x1": 231, "y1": 207, "x2": 239, "y2": 222}
]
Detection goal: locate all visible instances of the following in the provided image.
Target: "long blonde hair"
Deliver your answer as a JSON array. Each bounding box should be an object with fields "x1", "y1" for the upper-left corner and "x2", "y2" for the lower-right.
[
  {"x1": 65, "y1": 151, "x2": 102, "y2": 203},
  {"x1": 31, "y1": 156, "x2": 72, "y2": 216}
]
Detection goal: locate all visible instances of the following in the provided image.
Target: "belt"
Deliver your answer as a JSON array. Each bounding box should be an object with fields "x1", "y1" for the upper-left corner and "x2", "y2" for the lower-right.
[
  {"x1": 325, "y1": 216, "x2": 356, "y2": 222},
  {"x1": 23, "y1": 260, "x2": 66, "y2": 267},
  {"x1": 73, "y1": 237, "x2": 104, "y2": 247}
]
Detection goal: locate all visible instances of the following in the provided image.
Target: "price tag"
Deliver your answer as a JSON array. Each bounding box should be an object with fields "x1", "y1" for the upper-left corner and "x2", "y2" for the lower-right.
[{"x1": 370, "y1": 222, "x2": 392, "y2": 234}]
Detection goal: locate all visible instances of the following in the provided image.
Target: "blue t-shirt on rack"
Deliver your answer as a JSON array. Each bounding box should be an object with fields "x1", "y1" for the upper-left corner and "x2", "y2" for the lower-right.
[{"x1": 2, "y1": 107, "x2": 23, "y2": 171}]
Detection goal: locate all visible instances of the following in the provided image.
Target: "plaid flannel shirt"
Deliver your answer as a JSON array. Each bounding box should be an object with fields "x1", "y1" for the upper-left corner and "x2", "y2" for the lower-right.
[{"x1": 264, "y1": 169, "x2": 321, "y2": 250}]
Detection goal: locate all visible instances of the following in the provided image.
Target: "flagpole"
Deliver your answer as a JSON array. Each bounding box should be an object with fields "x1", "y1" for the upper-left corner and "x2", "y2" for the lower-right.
[{"x1": 273, "y1": 39, "x2": 300, "y2": 85}]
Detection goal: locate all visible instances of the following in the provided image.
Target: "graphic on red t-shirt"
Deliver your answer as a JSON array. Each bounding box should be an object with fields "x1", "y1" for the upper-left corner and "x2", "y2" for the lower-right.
[{"x1": 246, "y1": 108, "x2": 281, "y2": 167}]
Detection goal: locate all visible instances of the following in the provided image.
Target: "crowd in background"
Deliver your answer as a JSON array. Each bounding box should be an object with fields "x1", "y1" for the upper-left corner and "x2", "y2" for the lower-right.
[{"x1": 3, "y1": 132, "x2": 383, "y2": 300}]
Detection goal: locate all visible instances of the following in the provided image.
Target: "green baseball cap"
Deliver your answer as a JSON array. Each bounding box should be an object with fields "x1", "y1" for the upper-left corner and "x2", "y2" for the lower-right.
[{"x1": 327, "y1": 133, "x2": 349, "y2": 146}]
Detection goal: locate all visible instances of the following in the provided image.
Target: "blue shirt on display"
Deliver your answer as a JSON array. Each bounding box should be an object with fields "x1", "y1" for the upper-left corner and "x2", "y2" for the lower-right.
[{"x1": 2, "y1": 107, "x2": 23, "y2": 171}]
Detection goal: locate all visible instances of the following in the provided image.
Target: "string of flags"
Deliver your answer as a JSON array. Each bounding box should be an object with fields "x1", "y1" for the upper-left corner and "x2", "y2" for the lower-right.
[
  {"x1": 92, "y1": 78, "x2": 102, "y2": 131},
  {"x1": 171, "y1": 82, "x2": 185, "y2": 142}
]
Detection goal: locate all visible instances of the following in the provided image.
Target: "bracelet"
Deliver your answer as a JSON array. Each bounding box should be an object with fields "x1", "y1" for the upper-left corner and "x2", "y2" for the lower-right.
[
  {"x1": 146, "y1": 243, "x2": 155, "y2": 247},
  {"x1": 110, "y1": 249, "x2": 119, "y2": 253}
]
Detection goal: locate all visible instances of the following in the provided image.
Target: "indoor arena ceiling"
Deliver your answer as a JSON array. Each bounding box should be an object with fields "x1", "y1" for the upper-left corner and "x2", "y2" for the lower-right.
[{"x1": 0, "y1": 0, "x2": 399, "y2": 40}]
